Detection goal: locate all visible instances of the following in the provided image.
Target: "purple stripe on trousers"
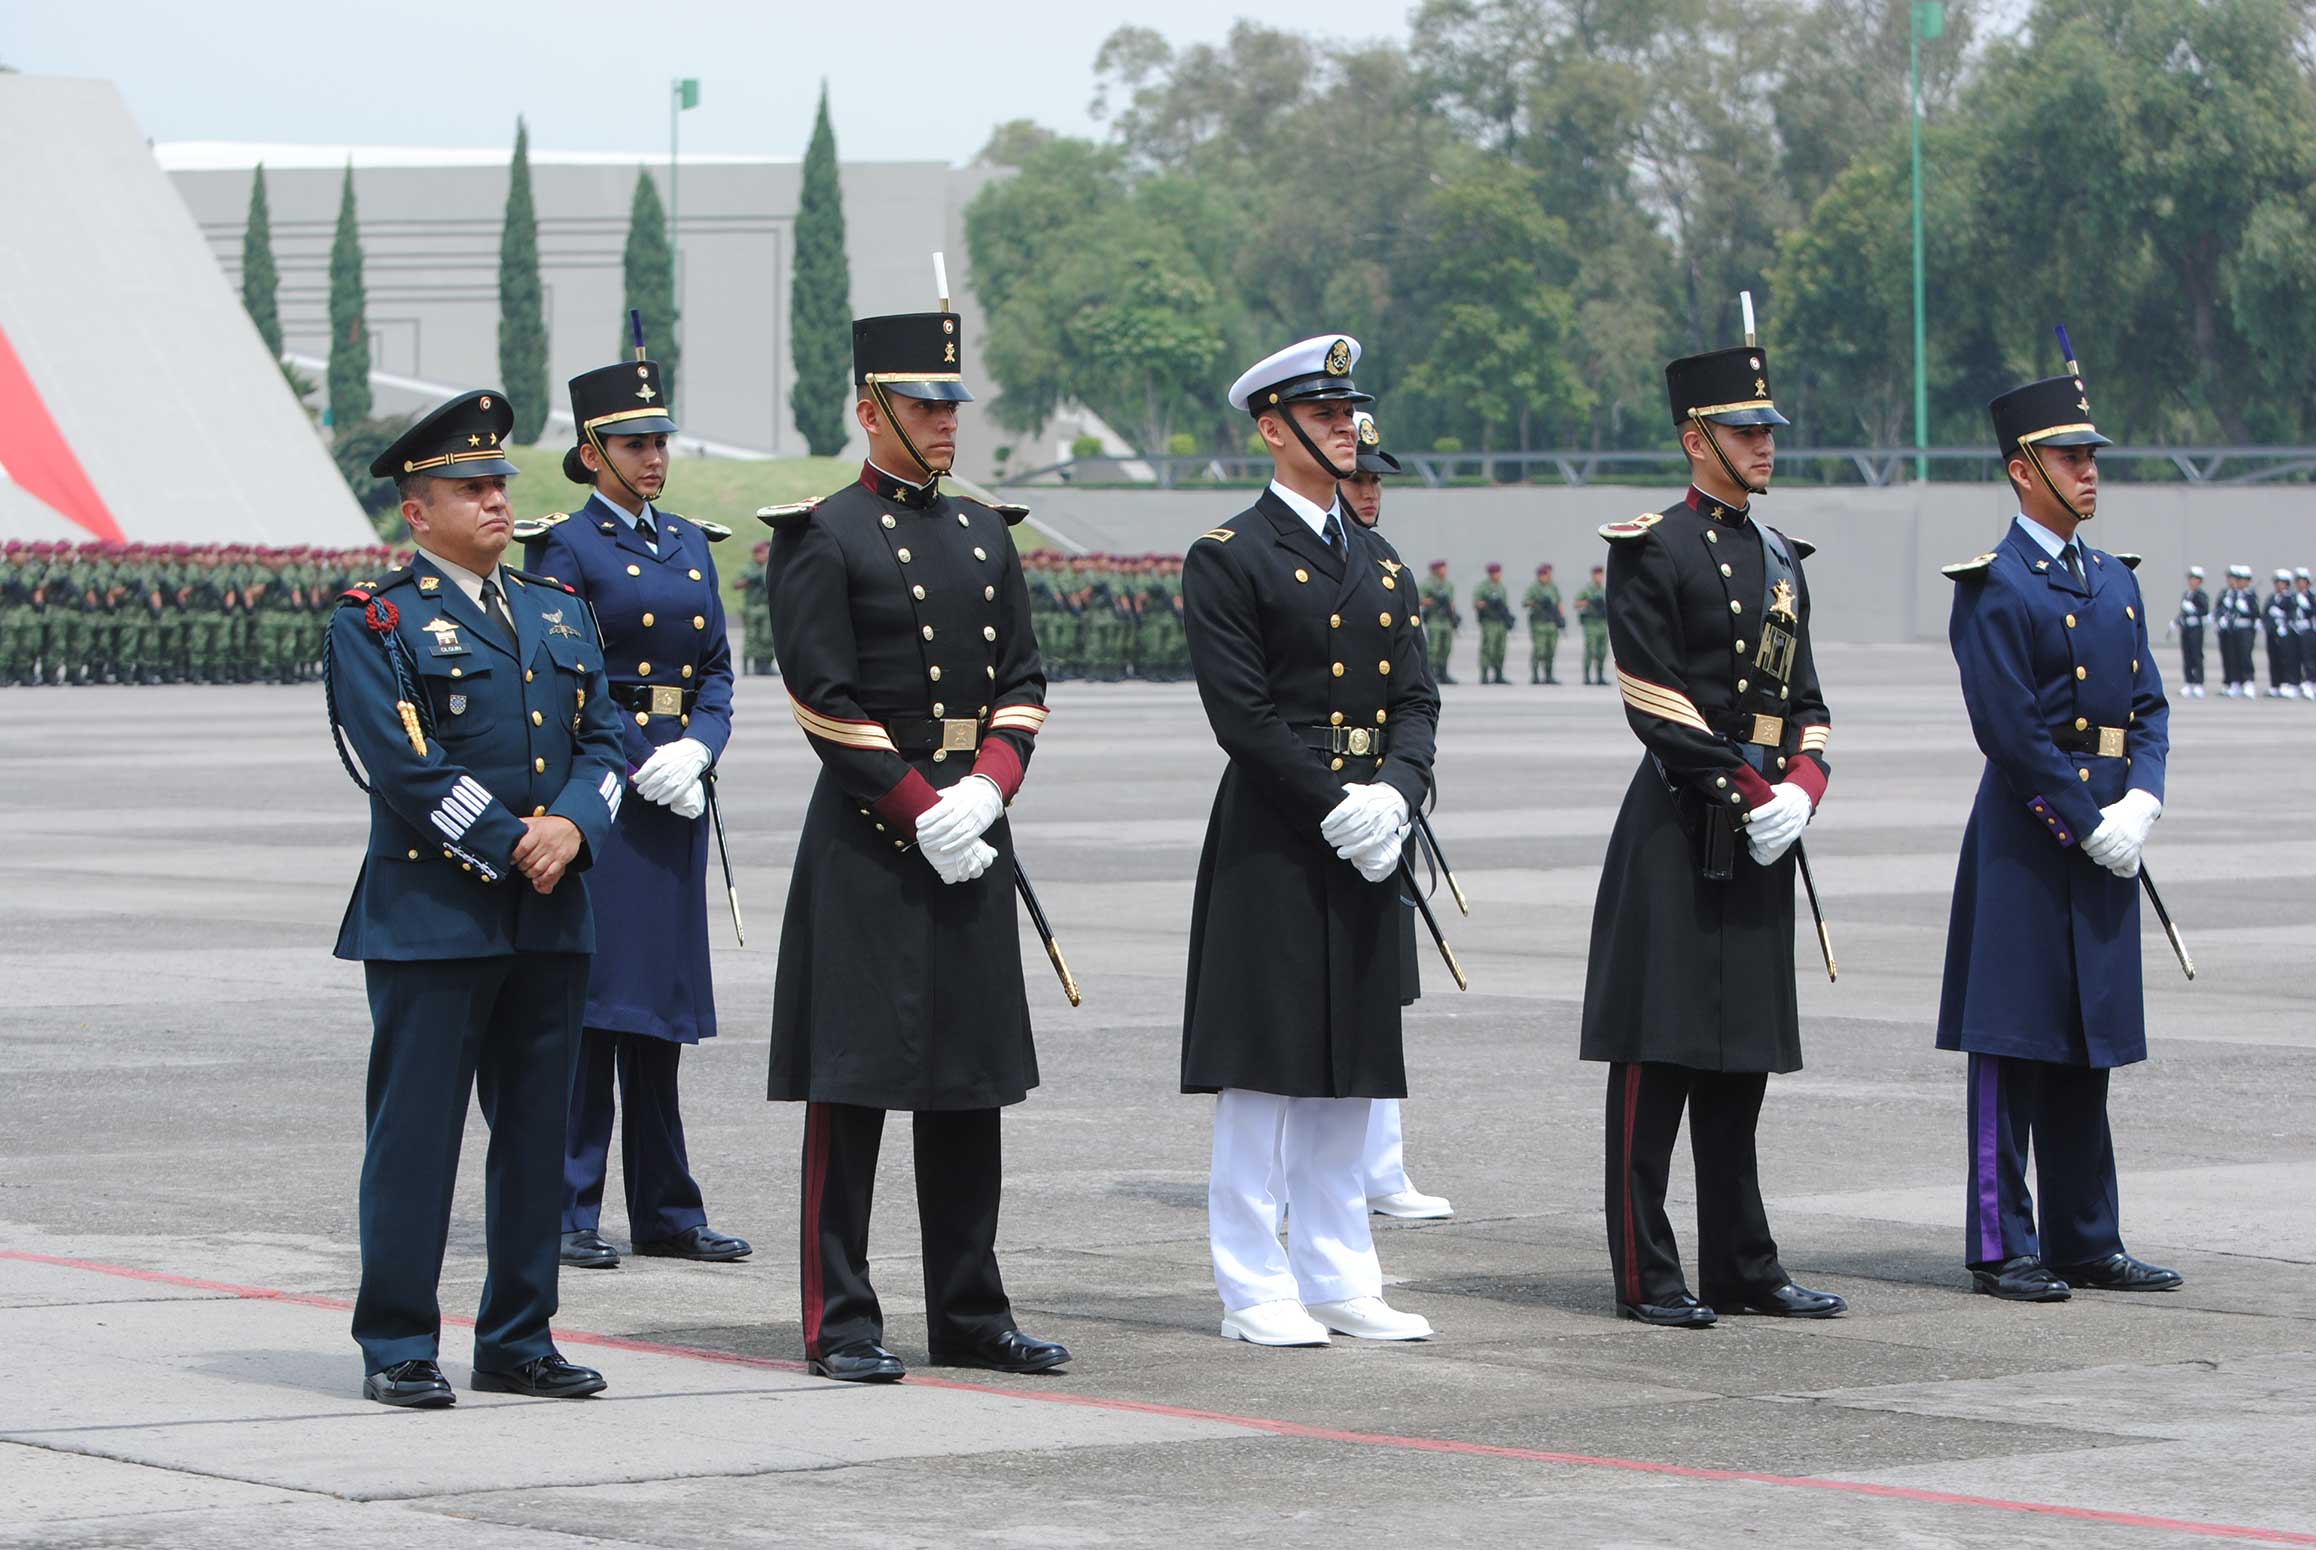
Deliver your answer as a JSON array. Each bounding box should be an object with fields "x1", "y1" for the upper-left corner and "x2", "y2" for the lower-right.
[{"x1": 1972, "y1": 1054, "x2": 2005, "y2": 1264}]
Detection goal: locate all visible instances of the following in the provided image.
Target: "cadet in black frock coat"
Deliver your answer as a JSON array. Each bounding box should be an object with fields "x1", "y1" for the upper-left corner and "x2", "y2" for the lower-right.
[
  {"x1": 1580, "y1": 336, "x2": 1847, "y2": 1329},
  {"x1": 764, "y1": 302, "x2": 1069, "y2": 1383},
  {"x1": 1182, "y1": 335, "x2": 1441, "y2": 1348}
]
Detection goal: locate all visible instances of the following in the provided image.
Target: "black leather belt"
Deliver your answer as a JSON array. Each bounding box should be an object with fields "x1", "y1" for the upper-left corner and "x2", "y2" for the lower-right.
[
  {"x1": 2054, "y1": 723, "x2": 2128, "y2": 757},
  {"x1": 611, "y1": 683, "x2": 699, "y2": 718},
  {"x1": 888, "y1": 716, "x2": 984, "y2": 755},
  {"x1": 1300, "y1": 724, "x2": 1390, "y2": 758}
]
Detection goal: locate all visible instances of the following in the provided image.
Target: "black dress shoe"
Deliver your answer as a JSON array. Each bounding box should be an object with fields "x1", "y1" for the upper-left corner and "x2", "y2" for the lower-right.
[
  {"x1": 1616, "y1": 1292, "x2": 1718, "y2": 1328},
  {"x1": 634, "y1": 1225, "x2": 752, "y2": 1262},
  {"x1": 470, "y1": 1353, "x2": 607, "y2": 1398},
  {"x1": 929, "y1": 1329, "x2": 1072, "y2": 1374},
  {"x1": 364, "y1": 1359, "x2": 456, "y2": 1408},
  {"x1": 560, "y1": 1229, "x2": 621, "y2": 1269},
  {"x1": 808, "y1": 1341, "x2": 906, "y2": 1382},
  {"x1": 2053, "y1": 1251, "x2": 2183, "y2": 1292},
  {"x1": 1703, "y1": 1281, "x2": 1848, "y2": 1318},
  {"x1": 1971, "y1": 1255, "x2": 2072, "y2": 1302}
]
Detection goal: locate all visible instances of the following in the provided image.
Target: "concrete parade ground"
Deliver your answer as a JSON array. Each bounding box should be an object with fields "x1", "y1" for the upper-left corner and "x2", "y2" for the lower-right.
[{"x1": 1, "y1": 637, "x2": 2311, "y2": 1549}]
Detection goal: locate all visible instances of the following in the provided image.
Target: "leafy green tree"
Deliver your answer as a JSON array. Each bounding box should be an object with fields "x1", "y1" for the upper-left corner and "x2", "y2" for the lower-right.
[
  {"x1": 326, "y1": 163, "x2": 371, "y2": 429},
  {"x1": 789, "y1": 84, "x2": 852, "y2": 457},
  {"x1": 498, "y1": 118, "x2": 549, "y2": 444},
  {"x1": 240, "y1": 165, "x2": 283, "y2": 359},
  {"x1": 622, "y1": 169, "x2": 680, "y2": 402}
]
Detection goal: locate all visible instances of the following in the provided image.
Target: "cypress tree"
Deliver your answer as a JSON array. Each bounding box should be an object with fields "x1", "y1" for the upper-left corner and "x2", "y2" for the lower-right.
[
  {"x1": 326, "y1": 163, "x2": 372, "y2": 429},
  {"x1": 789, "y1": 83, "x2": 853, "y2": 456},
  {"x1": 622, "y1": 169, "x2": 680, "y2": 404},
  {"x1": 241, "y1": 164, "x2": 283, "y2": 358},
  {"x1": 498, "y1": 117, "x2": 549, "y2": 444}
]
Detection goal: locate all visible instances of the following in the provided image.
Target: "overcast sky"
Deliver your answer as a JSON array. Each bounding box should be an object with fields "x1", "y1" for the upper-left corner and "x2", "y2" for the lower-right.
[{"x1": 5, "y1": 1, "x2": 1419, "y2": 162}]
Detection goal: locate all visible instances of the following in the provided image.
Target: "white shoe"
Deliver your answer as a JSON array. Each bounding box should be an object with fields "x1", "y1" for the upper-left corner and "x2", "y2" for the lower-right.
[
  {"x1": 1305, "y1": 1296, "x2": 1433, "y2": 1341},
  {"x1": 1369, "y1": 1188, "x2": 1455, "y2": 1220},
  {"x1": 1220, "y1": 1299, "x2": 1331, "y2": 1346}
]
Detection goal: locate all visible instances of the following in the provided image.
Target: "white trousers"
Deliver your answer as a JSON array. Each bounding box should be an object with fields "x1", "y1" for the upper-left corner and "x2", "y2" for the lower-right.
[
  {"x1": 1363, "y1": 1098, "x2": 1413, "y2": 1198},
  {"x1": 1210, "y1": 1089, "x2": 1380, "y2": 1311}
]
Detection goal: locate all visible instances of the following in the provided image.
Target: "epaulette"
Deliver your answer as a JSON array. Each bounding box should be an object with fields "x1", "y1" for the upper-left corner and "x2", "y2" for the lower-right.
[
  {"x1": 2114, "y1": 552, "x2": 2143, "y2": 571},
  {"x1": 338, "y1": 568, "x2": 420, "y2": 605},
  {"x1": 1942, "y1": 552, "x2": 1998, "y2": 581},
  {"x1": 757, "y1": 499, "x2": 822, "y2": 531},
  {"x1": 1786, "y1": 535, "x2": 1817, "y2": 560},
  {"x1": 990, "y1": 503, "x2": 1031, "y2": 529},
  {"x1": 1598, "y1": 512, "x2": 1662, "y2": 542},
  {"x1": 510, "y1": 512, "x2": 569, "y2": 543},
  {"x1": 691, "y1": 519, "x2": 734, "y2": 542},
  {"x1": 505, "y1": 565, "x2": 579, "y2": 596},
  {"x1": 1195, "y1": 527, "x2": 1236, "y2": 544}
]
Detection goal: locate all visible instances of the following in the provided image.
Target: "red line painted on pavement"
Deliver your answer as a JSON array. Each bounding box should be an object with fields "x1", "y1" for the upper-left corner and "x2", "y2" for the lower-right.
[{"x1": 6, "y1": 1248, "x2": 2310, "y2": 1547}]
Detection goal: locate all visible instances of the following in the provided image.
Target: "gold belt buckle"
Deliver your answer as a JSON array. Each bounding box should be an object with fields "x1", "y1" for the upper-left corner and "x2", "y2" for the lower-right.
[
  {"x1": 940, "y1": 718, "x2": 979, "y2": 753},
  {"x1": 2097, "y1": 725, "x2": 2126, "y2": 758},
  {"x1": 1749, "y1": 713, "x2": 1784, "y2": 746},
  {"x1": 649, "y1": 686, "x2": 684, "y2": 717},
  {"x1": 1346, "y1": 727, "x2": 1373, "y2": 756}
]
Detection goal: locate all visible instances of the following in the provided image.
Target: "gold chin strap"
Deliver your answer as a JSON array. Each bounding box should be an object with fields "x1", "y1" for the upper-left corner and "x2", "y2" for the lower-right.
[
  {"x1": 2018, "y1": 442, "x2": 2091, "y2": 523},
  {"x1": 869, "y1": 380, "x2": 948, "y2": 487},
  {"x1": 1689, "y1": 411, "x2": 1766, "y2": 497}
]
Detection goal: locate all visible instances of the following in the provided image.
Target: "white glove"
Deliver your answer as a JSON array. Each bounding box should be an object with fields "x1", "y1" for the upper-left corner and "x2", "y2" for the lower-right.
[
  {"x1": 922, "y1": 837, "x2": 997, "y2": 886},
  {"x1": 668, "y1": 780, "x2": 707, "y2": 821},
  {"x1": 1348, "y1": 822, "x2": 1411, "y2": 883},
  {"x1": 2085, "y1": 788, "x2": 2160, "y2": 878},
  {"x1": 634, "y1": 738, "x2": 714, "y2": 804},
  {"x1": 1321, "y1": 782, "x2": 1410, "y2": 854},
  {"x1": 915, "y1": 774, "x2": 1005, "y2": 854},
  {"x1": 1744, "y1": 781, "x2": 1813, "y2": 868}
]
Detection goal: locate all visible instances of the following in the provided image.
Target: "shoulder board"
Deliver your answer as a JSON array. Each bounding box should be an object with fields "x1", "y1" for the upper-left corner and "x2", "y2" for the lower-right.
[
  {"x1": 690, "y1": 519, "x2": 734, "y2": 542},
  {"x1": 505, "y1": 565, "x2": 579, "y2": 596},
  {"x1": 1941, "y1": 552, "x2": 1999, "y2": 581},
  {"x1": 756, "y1": 499, "x2": 821, "y2": 531},
  {"x1": 510, "y1": 519, "x2": 551, "y2": 542},
  {"x1": 1785, "y1": 535, "x2": 1816, "y2": 560},
  {"x1": 990, "y1": 503, "x2": 1031, "y2": 528},
  {"x1": 2114, "y1": 552, "x2": 2143, "y2": 571},
  {"x1": 1196, "y1": 527, "x2": 1237, "y2": 544},
  {"x1": 1598, "y1": 512, "x2": 1663, "y2": 542},
  {"x1": 342, "y1": 567, "x2": 420, "y2": 599}
]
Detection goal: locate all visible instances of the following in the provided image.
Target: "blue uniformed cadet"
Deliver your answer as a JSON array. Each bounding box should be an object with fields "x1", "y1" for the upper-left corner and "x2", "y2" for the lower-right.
[
  {"x1": 516, "y1": 342, "x2": 749, "y2": 1271},
  {"x1": 1936, "y1": 354, "x2": 2181, "y2": 1305},
  {"x1": 2262, "y1": 568, "x2": 2300, "y2": 697},
  {"x1": 326, "y1": 389, "x2": 627, "y2": 1408}
]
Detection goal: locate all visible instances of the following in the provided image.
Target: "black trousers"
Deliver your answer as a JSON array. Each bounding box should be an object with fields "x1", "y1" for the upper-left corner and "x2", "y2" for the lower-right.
[
  {"x1": 353, "y1": 954, "x2": 585, "y2": 1375},
  {"x1": 2221, "y1": 628, "x2": 2253, "y2": 685},
  {"x1": 561, "y1": 1029, "x2": 707, "y2": 1241},
  {"x1": 1604, "y1": 1061, "x2": 1785, "y2": 1305},
  {"x1": 1964, "y1": 1053, "x2": 2122, "y2": 1270},
  {"x1": 799, "y1": 1102, "x2": 1014, "y2": 1358},
  {"x1": 2178, "y1": 626, "x2": 2204, "y2": 685}
]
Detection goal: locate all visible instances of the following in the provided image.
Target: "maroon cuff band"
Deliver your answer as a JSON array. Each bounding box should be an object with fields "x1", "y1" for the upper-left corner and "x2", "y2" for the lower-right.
[
  {"x1": 1731, "y1": 763, "x2": 1776, "y2": 809},
  {"x1": 872, "y1": 769, "x2": 941, "y2": 830},
  {"x1": 971, "y1": 738, "x2": 1024, "y2": 803},
  {"x1": 1780, "y1": 756, "x2": 1828, "y2": 810}
]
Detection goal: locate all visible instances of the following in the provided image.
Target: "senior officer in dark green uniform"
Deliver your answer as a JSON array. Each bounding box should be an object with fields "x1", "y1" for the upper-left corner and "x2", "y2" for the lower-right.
[
  {"x1": 325, "y1": 390, "x2": 626, "y2": 1407},
  {"x1": 765, "y1": 300, "x2": 1069, "y2": 1384},
  {"x1": 1581, "y1": 332, "x2": 1845, "y2": 1330},
  {"x1": 1184, "y1": 335, "x2": 1441, "y2": 1348}
]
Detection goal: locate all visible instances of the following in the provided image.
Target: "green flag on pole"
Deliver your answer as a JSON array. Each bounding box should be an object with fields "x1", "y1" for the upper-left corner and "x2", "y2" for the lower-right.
[
  {"x1": 1914, "y1": 2, "x2": 1945, "y2": 39},
  {"x1": 677, "y1": 78, "x2": 700, "y2": 110}
]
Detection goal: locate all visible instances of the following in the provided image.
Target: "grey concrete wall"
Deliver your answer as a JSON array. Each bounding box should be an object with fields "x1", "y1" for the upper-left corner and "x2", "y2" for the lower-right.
[
  {"x1": 168, "y1": 154, "x2": 1008, "y2": 475},
  {"x1": 1017, "y1": 482, "x2": 2316, "y2": 642},
  {"x1": 0, "y1": 77, "x2": 372, "y2": 547}
]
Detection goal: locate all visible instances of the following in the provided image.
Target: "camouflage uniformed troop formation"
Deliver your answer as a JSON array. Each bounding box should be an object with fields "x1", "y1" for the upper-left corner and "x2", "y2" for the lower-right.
[
  {"x1": 0, "y1": 539, "x2": 398, "y2": 686},
  {"x1": 1022, "y1": 551, "x2": 1191, "y2": 682}
]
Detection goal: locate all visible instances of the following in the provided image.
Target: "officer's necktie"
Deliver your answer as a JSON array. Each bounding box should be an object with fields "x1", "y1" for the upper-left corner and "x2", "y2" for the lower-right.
[
  {"x1": 2062, "y1": 543, "x2": 2084, "y2": 584},
  {"x1": 1323, "y1": 510, "x2": 1345, "y2": 561},
  {"x1": 635, "y1": 513, "x2": 658, "y2": 553},
  {"x1": 479, "y1": 577, "x2": 517, "y2": 647}
]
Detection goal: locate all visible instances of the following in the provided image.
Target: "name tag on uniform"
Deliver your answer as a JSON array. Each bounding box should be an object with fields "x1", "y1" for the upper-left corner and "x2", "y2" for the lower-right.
[{"x1": 420, "y1": 618, "x2": 470, "y2": 656}]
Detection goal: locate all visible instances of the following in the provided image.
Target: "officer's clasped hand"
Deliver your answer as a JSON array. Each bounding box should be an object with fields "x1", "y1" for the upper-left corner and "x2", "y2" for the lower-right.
[
  {"x1": 1321, "y1": 781, "x2": 1409, "y2": 857},
  {"x1": 633, "y1": 738, "x2": 714, "y2": 805},
  {"x1": 668, "y1": 781, "x2": 707, "y2": 821},
  {"x1": 2084, "y1": 788, "x2": 2161, "y2": 878},
  {"x1": 513, "y1": 814, "x2": 582, "y2": 895},
  {"x1": 1744, "y1": 781, "x2": 1813, "y2": 867},
  {"x1": 922, "y1": 836, "x2": 998, "y2": 886},
  {"x1": 1347, "y1": 822, "x2": 1411, "y2": 883},
  {"x1": 916, "y1": 775, "x2": 1006, "y2": 854}
]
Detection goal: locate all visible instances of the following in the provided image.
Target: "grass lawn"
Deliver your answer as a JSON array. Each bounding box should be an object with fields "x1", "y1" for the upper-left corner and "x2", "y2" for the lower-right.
[{"x1": 501, "y1": 445, "x2": 1058, "y2": 617}]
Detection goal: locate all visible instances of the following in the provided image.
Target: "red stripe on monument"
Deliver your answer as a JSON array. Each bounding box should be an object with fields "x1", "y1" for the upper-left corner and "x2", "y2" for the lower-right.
[{"x1": 0, "y1": 324, "x2": 124, "y2": 542}]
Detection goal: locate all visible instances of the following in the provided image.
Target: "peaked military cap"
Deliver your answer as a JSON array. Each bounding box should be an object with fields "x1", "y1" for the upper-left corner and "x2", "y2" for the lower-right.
[
  {"x1": 570, "y1": 359, "x2": 677, "y2": 440},
  {"x1": 1665, "y1": 345, "x2": 1788, "y2": 428},
  {"x1": 370, "y1": 390, "x2": 520, "y2": 480},
  {"x1": 2189, "y1": 565, "x2": 2206, "y2": 578},
  {"x1": 1351, "y1": 409, "x2": 1402, "y2": 475},
  {"x1": 1228, "y1": 334, "x2": 1374, "y2": 416},
  {"x1": 1989, "y1": 374, "x2": 2111, "y2": 456},
  {"x1": 853, "y1": 311, "x2": 973, "y2": 402}
]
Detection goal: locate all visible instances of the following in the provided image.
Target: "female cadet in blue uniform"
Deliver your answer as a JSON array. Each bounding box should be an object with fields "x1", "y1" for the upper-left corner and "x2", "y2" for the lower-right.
[
  {"x1": 327, "y1": 390, "x2": 625, "y2": 1406},
  {"x1": 518, "y1": 353, "x2": 749, "y2": 1270},
  {"x1": 1938, "y1": 364, "x2": 2180, "y2": 1302}
]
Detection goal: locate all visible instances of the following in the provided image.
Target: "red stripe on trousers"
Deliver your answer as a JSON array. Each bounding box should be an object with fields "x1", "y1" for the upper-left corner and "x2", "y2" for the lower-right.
[
  {"x1": 800, "y1": 1102, "x2": 828, "y2": 1358},
  {"x1": 1619, "y1": 1063, "x2": 1642, "y2": 1304}
]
